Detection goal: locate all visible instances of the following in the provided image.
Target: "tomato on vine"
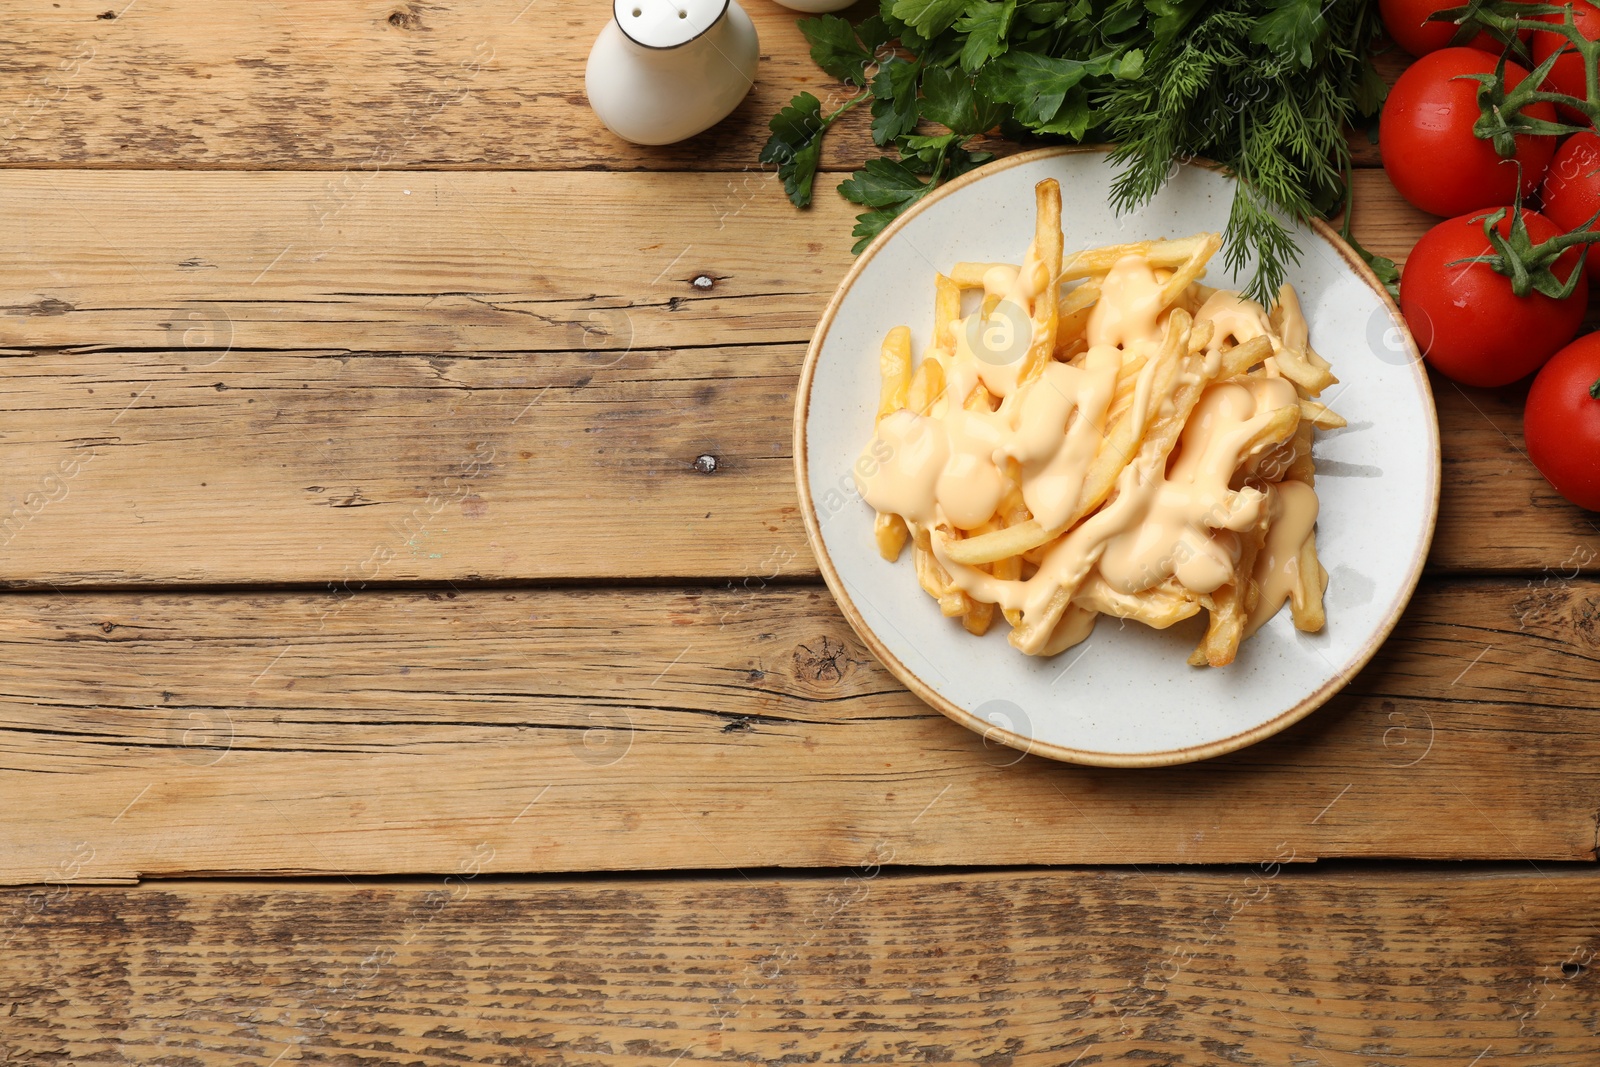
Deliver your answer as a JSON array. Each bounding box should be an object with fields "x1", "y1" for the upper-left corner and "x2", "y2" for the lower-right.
[
  {"x1": 1530, "y1": 0, "x2": 1600, "y2": 110},
  {"x1": 1524, "y1": 333, "x2": 1600, "y2": 510},
  {"x1": 1380, "y1": 48, "x2": 1558, "y2": 217},
  {"x1": 1380, "y1": 0, "x2": 1527, "y2": 57},
  {"x1": 1400, "y1": 204, "x2": 1591, "y2": 387},
  {"x1": 1540, "y1": 130, "x2": 1600, "y2": 280}
]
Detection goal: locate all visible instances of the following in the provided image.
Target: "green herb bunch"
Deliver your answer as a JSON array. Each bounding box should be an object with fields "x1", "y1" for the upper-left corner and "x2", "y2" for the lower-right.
[{"x1": 761, "y1": 0, "x2": 1387, "y2": 302}]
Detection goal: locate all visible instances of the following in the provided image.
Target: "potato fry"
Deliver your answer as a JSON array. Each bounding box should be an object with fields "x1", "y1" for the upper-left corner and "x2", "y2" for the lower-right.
[
  {"x1": 1290, "y1": 529, "x2": 1328, "y2": 632},
  {"x1": 1299, "y1": 398, "x2": 1346, "y2": 429},
  {"x1": 1060, "y1": 233, "x2": 1219, "y2": 281},
  {"x1": 962, "y1": 599, "x2": 995, "y2": 636},
  {"x1": 1016, "y1": 180, "x2": 1063, "y2": 388},
  {"x1": 949, "y1": 262, "x2": 1014, "y2": 288},
  {"x1": 1038, "y1": 604, "x2": 1099, "y2": 656},
  {"x1": 1217, "y1": 334, "x2": 1274, "y2": 380},
  {"x1": 945, "y1": 519, "x2": 1049, "y2": 567},
  {"x1": 1059, "y1": 281, "x2": 1101, "y2": 317},
  {"x1": 1269, "y1": 283, "x2": 1311, "y2": 351},
  {"x1": 934, "y1": 274, "x2": 961, "y2": 352},
  {"x1": 907, "y1": 357, "x2": 945, "y2": 416},
  {"x1": 914, "y1": 526, "x2": 970, "y2": 618},
  {"x1": 1077, "y1": 576, "x2": 1200, "y2": 629},
  {"x1": 877, "y1": 325, "x2": 912, "y2": 422},
  {"x1": 1054, "y1": 282, "x2": 1100, "y2": 358},
  {"x1": 1274, "y1": 344, "x2": 1339, "y2": 397},
  {"x1": 1236, "y1": 404, "x2": 1302, "y2": 476},
  {"x1": 874, "y1": 511, "x2": 908, "y2": 561},
  {"x1": 1269, "y1": 285, "x2": 1337, "y2": 397},
  {"x1": 1286, "y1": 420, "x2": 1316, "y2": 485},
  {"x1": 1106, "y1": 350, "x2": 1151, "y2": 420},
  {"x1": 1189, "y1": 522, "x2": 1268, "y2": 668},
  {"x1": 1157, "y1": 232, "x2": 1223, "y2": 310},
  {"x1": 1034, "y1": 179, "x2": 1064, "y2": 279}
]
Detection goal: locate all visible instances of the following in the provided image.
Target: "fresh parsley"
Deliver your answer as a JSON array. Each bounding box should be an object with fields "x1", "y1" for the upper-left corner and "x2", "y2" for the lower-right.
[{"x1": 761, "y1": 0, "x2": 1387, "y2": 302}]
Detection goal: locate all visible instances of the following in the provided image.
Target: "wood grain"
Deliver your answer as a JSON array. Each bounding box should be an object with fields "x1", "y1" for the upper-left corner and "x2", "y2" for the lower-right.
[
  {"x1": 0, "y1": 170, "x2": 857, "y2": 355},
  {"x1": 0, "y1": 0, "x2": 887, "y2": 172},
  {"x1": 4, "y1": 870, "x2": 1599, "y2": 1065},
  {"x1": 0, "y1": 577, "x2": 1595, "y2": 883},
  {"x1": 0, "y1": 343, "x2": 804, "y2": 584},
  {"x1": 0, "y1": 172, "x2": 1418, "y2": 359},
  {"x1": 0, "y1": 0, "x2": 1406, "y2": 176},
  {"x1": 0, "y1": 169, "x2": 1589, "y2": 583}
]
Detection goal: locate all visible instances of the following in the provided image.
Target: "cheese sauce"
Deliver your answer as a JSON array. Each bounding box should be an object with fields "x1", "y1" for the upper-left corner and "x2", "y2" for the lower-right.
[{"x1": 853, "y1": 253, "x2": 1322, "y2": 654}]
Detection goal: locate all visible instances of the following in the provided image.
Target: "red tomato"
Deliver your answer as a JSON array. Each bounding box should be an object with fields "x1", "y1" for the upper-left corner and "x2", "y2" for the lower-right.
[
  {"x1": 1539, "y1": 130, "x2": 1600, "y2": 280},
  {"x1": 1380, "y1": 49, "x2": 1558, "y2": 217},
  {"x1": 1400, "y1": 208, "x2": 1587, "y2": 387},
  {"x1": 1530, "y1": 1, "x2": 1600, "y2": 110},
  {"x1": 1381, "y1": 0, "x2": 1525, "y2": 56},
  {"x1": 1524, "y1": 332, "x2": 1600, "y2": 510}
]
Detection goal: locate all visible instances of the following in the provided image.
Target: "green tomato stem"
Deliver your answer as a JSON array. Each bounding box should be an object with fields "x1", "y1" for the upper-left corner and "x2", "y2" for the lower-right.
[
  {"x1": 1465, "y1": 6, "x2": 1600, "y2": 153},
  {"x1": 1590, "y1": 377, "x2": 1600, "y2": 400}
]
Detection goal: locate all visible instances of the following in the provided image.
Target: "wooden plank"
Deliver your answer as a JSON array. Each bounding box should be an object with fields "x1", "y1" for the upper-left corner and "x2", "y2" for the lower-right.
[
  {"x1": 0, "y1": 170, "x2": 859, "y2": 355},
  {"x1": 0, "y1": 578, "x2": 1594, "y2": 883},
  {"x1": 0, "y1": 343, "x2": 807, "y2": 584},
  {"x1": 0, "y1": 172, "x2": 1420, "y2": 360},
  {"x1": 0, "y1": 168, "x2": 1589, "y2": 582},
  {"x1": 0, "y1": 0, "x2": 888, "y2": 172},
  {"x1": 4, "y1": 869, "x2": 1599, "y2": 1065},
  {"x1": 0, "y1": 0, "x2": 1406, "y2": 175}
]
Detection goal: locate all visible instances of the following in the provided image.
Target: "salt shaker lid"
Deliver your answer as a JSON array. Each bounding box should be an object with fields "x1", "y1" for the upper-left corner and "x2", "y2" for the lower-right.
[{"x1": 615, "y1": 0, "x2": 730, "y2": 49}]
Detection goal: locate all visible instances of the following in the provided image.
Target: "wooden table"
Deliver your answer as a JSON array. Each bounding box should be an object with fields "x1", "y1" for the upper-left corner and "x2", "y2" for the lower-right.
[{"x1": 1, "y1": 2, "x2": 1597, "y2": 1063}]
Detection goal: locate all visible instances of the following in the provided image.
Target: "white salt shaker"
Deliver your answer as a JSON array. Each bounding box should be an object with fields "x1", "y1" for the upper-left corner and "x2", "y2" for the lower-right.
[{"x1": 586, "y1": 0, "x2": 760, "y2": 146}]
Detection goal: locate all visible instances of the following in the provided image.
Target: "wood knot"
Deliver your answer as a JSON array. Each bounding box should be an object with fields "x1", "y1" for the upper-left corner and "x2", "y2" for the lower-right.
[
  {"x1": 794, "y1": 636, "x2": 853, "y2": 684},
  {"x1": 691, "y1": 274, "x2": 716, "y2": 290},
  {"x1": 388, "y1": 9, "x2": 422, "y2": 29},
  {"x1": 97, "y1": 10, "x2": 116, "y2": 19},
  {"x1": 693, "y1": 454, "x2": 718, "y2": 474}
]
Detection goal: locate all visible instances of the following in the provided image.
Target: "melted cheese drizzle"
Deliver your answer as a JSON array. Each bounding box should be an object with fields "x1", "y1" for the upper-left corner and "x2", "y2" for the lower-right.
[{"x1": 854, "y1": 253, "x2": 1323, "y2": 654}]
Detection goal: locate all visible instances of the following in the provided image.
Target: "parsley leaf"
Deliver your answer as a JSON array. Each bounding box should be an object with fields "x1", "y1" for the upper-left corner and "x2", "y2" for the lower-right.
[
  {"x1": 955, "y1": 0, "x2": 1015, "y2": 73},
  {"x1": 889, "y1": 0, "x2": 970, "y2": 39},
  {"x1": 841, "y1": 156, "x2": 935, "y2": 253},
  {"x1": 850, "y1": 207, "x2": 902, "y2": 252},
  {"x1": 921, "y1": 66, "x2": 1005, "y2": 137},
  {"x1": 871, "y1": 56, "x2": 922, "y2": 146},
  {"x1": 839, "y1": 156, "x2": 929, "y2": 207},
  {"x1": 977, "y1": 52, "x2": 1116, "y2": 129},
  {"x1": 760, "y1": 90, "x2": 868, "y2": 208},
  {"x1": 800, "y1": 14, "x2": 876, "y2": 86},
  {"x1": 1249, "y1": 0, "x2": 1327, "y2": 70}
]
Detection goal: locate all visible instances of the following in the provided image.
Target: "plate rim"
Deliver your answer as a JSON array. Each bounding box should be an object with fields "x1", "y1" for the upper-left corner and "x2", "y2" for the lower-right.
[{"x1": 793, "y1": 144, "x2": 1441, "y2": 768}]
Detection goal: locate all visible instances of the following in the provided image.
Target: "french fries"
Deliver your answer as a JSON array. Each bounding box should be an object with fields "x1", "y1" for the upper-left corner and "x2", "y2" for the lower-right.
[{"x1": 856, "y1": 179, "x2": 1338, "y2": 665}]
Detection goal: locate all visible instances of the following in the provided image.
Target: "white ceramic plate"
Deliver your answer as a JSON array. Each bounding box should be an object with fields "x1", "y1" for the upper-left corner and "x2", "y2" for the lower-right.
[{"x1": 795, "y1": 147, "x2": 1440, "y2": 767}]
